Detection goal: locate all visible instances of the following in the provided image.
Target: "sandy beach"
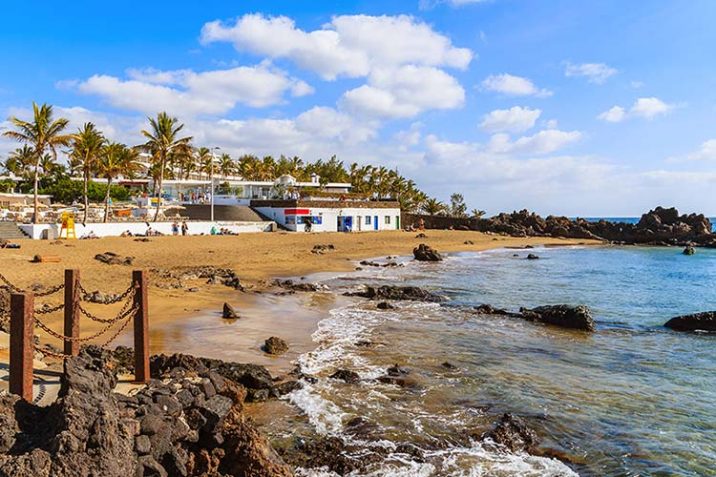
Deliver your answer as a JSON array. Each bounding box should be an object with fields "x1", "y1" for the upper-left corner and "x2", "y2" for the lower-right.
[{"x1": 0, "y1": 230, "x2": 594, "y2": 372}]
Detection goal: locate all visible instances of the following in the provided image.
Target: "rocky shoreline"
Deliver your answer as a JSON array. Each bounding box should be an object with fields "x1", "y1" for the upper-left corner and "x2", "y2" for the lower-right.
[{"x1": 417, "y1": 206, "x2": 716, "y2": 248}]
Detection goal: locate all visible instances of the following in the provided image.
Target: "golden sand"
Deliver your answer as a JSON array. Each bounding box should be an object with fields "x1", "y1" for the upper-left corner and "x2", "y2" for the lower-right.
[{"x1": 0, "y1": 230, "x2": 595, "y2": 372}]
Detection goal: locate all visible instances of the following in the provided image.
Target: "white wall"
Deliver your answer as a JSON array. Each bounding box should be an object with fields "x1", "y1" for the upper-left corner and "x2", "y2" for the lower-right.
[
  {"x1": 253, "y1": 206, "x2": 401, "y2": 232},
  {"x1": 19, "y1": 220, "x2": 274, "y2": 240}
]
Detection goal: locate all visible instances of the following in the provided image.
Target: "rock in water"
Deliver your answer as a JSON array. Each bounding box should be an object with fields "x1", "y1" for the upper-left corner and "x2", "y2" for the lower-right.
[
  {"x1": 520, "y1": 305, "x2": 596, "y2": 331},
  {"x1": 329, "y1": 369, "x2": 361, "y2": 384},
  {"x1": 483, "y1": 413, "x2": 539, "y2": 453},
  {"x1": 664, "y1": 311, "x2": 716, "y2": 332},
  {"x1": 413, "y1": 243, "x2": 443, "y2": 261},
  {"x1": 526, "y1": 253, "x2": 540, "y2": 260},
  {"x1": 263, "y1": 337, "x2": 289, "y2": 355},
  {"x1": 222, "y1": 302, "x2": 239, "y2": 319},
  {"x1": 683, "y1": 246, "x2": 695, "y2": 255},
  {"x1": 376, "y1": 301, "x2": 396, "y2": 310},
  {"x1": 346, "y1": 285, "x2": 445, "y2": 303}
]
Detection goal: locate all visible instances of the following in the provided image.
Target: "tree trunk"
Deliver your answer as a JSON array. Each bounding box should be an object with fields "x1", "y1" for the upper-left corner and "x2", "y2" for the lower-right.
[
  {"x1": 83, "y1": 168, "x2": 89, "y2": 225},
  {"x1": 32, "y1": 156, "x2": 40, "y2": 224},
  {"x1": 103, "y1": 178, "x2": 112, "y2": 223},
  {"x1": 153, "y1": 155, "x2": 165, "y2": 222}
]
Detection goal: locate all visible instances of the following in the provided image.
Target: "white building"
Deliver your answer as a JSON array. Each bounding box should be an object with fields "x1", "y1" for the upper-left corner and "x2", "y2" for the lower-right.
[{"x1": 251, "y1": 199, "x2": 402, "y2": 232}]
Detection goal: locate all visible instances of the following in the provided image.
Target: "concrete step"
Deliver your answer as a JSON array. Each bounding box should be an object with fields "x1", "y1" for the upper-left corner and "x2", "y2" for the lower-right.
[{"x1": 0, "y1": 222, "x2": 28, "y2": 240}]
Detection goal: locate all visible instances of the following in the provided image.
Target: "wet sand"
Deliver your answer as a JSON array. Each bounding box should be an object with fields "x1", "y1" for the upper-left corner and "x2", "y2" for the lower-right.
[{"x1": 0, "y1": 230, "x2": 596, "y2": 370}]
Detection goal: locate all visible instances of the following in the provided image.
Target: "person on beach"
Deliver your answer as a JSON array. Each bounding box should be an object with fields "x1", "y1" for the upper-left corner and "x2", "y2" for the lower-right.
[
  {"x1": 171, "y1": 221, "x2": 179, "y2": 236},
  {"x1": 181, "y1": 221, "x2": 188, "y2": 236}
]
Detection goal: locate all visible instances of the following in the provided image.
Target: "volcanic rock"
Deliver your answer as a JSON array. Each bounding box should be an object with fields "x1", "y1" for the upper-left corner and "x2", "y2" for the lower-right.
[
  {"x1": 346, "y1": 285, "x2": 445, "y2": 302},
  {"x1": 329, "y1": 369, "x2": 361, "y2": 384},
  {"x1": 263, "y1": 337, "x2": 289, "y2": 356},
  {"x1": 222, "y1": 302, "x2": 239, "y2": 319},
  {"x1": 413, "y1": 243, "x2": 443, "y2": 261},
  {"x1": 519, "y1": 305, "x2": 596, "y2": 332},
  {"x1": 664, "y1": 311, "x2": 716, "y2": 332},
  {"x1": 483, "y1": 413, "x2": 539, "y2": 453}
]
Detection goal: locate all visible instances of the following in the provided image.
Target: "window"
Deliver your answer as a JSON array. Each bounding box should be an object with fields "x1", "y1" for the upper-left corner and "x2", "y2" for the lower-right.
[
  {"x1": 385, "y1": 216, "x2": 391, "y2": 224},
  {"x1": 365, "y1": 216, "x2": 371, "y2": 225}
]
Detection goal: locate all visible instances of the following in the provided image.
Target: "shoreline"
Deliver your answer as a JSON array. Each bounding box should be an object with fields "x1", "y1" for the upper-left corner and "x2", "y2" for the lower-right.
[{"x1": 0, "y1": 230, "x2": 596, "y2": 363}]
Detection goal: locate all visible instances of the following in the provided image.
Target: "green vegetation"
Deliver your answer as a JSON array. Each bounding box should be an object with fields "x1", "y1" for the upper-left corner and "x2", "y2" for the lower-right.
[{"x1": 2, "y1": 102, "x2": 483, "y2": 221}]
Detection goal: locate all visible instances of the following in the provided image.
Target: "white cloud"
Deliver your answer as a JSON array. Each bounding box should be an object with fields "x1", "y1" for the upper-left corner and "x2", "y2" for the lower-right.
[
  {"x1": 480, "y1": 106, "x2": 541, "y2": 133},
  {"x1": 340, "y1": 65, "x2": 465, "y2": 119},
  {"x1": 598, "y1": 105, "x2": 627, "y2": 123},
  {"x1": 631, "y1": 97, "x2": 673, "y2": 119},
  {"x1": 488, "y1": 129, "x2": 582, "y2": 155},
  {"x1": 564, "y1": 62, "x2": 617, "y2": 84},
  {"x1": 481, "y1": 74, "x2": 552, "y2": 97},
  {"x1": 201, "y1": 14, "x2": 473, "y2": 81},
  {"x1": 76, "y1": 64, "x2": 310, "y2": 116},
  {"x1": 668, "y1": 139, "x2": 716, "y2": 163},
  {"x1": 598, "y1": 97, "x2": 673, "y2": 123}
]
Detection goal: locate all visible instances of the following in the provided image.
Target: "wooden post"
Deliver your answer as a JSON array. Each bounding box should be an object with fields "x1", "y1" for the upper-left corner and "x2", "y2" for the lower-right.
[
  {"x1": 63, "y1": 269, "x2": 81, "y2": 356},
  {"x1": 10, "y1": 293, "x2": 34, "y2": 401},
  {"x1": 133, "y1": 270, "x2": 149, "y2": 383}
]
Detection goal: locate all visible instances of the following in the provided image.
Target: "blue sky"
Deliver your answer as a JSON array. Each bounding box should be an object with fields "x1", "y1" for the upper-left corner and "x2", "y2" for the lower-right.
[{"x1": 2, "y1": 0, "x2": 716, "y2": 215}]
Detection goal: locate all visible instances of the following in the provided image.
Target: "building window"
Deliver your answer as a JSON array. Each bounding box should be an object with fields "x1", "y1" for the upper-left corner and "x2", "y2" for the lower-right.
[
  {"x1": 365, "y1": 216, "x2": 371, "y2": 225},
  {"x1": 385, "y1": 216, "x2": 391, "y2": 224}
]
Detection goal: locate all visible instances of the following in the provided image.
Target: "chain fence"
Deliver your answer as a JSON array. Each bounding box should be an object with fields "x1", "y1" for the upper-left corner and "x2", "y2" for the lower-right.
[{"x1": 0, "y1": 271, "x2": 139, "y2": 360}]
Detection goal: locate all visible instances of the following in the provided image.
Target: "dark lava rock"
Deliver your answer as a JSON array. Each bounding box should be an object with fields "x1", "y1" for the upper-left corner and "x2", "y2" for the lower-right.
[
  {"x1": 683, "y1": 246, "x2": 696, "y2": 255},
  {"x1": 526, "y1": 253, "x2": 540, "y2": 260},
  {"x1": 413, "y1": 243, "x2": 443, "y2": 262},
  {"x1": 222, "y1": 302, "x2": 239, "y2": 319},
  {"x1": 274, "y1": 279, "x2": 320, "y2": 292},
  {"x1": 263, "y1": 337, "x2": 289, "y2": 355},
  {"x1": 473, "y1": 304, "x2": 515, "y2": 316},
  {"x1": 329, "y1": 369, "x2": 361, "y2": 384},
  {"x1": 311, "y1": 244, "x2": 335, "y2": 254},
  {"x1": 415, "y1": 233, "x2": 427, "y2": 239},
  {"x1": 387, "y1": 364, "x2": 410, "y2": 376},
  {"x1": 94, "y1": 251, "x2": 134, "y2": 266},
  {"x1": 483, "y1": 413, "x2": 539, "y2": 453},
  {"x1": 346, "y1": 285, "x2": 445, "y2": 303},
  {"x1": 664, "y1": 311, "x2": 716, "y2": 332},
  {"x1": 441, "y1": 361, "x2": 458, "y2": 370},
  {"x1": 519, "y1": 305, "x2": 596, "y2": 332},
  {"x1": 376, "y1": 301, "x2": 396, "y2": 310}
]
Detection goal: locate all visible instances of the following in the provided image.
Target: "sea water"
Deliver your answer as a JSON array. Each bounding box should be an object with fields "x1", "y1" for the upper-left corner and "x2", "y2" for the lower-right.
[{"x1": 287, "y1": 246, "x2": 716, "y2": 476}]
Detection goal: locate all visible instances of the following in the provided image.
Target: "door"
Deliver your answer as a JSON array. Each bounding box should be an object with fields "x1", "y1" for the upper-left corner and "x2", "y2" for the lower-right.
[
  {"x1": 374, "y1": 216, "x2": 379, "y2": 230},
  {"x1": 396, "y1": 216, "x2": 400, "y2": 230}
]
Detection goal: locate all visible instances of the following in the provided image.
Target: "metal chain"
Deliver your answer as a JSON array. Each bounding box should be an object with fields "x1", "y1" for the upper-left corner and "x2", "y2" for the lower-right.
[
  {"x1": 101, "y1": 312, "x2": 134, "y2": 347},
  {"x1": 34, "y1": 303, "x2": 65, "y2": 315},
  {"x1": 39, "y1": 347, "x2": 70, "y2": 360},
  {"x1": 77, "y1": 290, "x2": 136, "y2": 324},
  {"x1": 0, "y1": 273, "x2": 23, "y2": 293},
  {"x1": 34, "y1": 284, "x2": 65, "y2": 297},
  {"x1": 78, "y1": 281, "x2": 135, "y2": 305},
  {"x1": 0, "y1": 272, "x2": 64, "y2": 296},
  {"x1": 34, "y1": 307, "x2": 136, "y2": 343}
]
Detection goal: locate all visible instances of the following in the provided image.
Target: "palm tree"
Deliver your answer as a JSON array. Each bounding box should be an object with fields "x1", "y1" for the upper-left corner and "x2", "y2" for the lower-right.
[
  {"x1": 69, "y1": 123, "x2": 105, "y2": 224},
  {"x1": 196, "y1": 147, "x2": 213, "y2": 179},
  {"x1": 140, "y1": 112, "x2": 192, "y2": 221},
  {"x1": 471, "y1": 209, "x2": 487, "y2": 219},
  {"x1": 218, "y1": 153, "x2": 235, "y2": 178},
  {"x1": 3, "y1": 145, "x2": 35, "y2": 179},
  {"x1": 3, "y1": 103, "x2": 72, "y2": 223},
  {"x1": 422, "y1": 198, "x2": 446, "y2": 216},
  {"x1": 97, "y1": 143, "x2": 142, "y2": 222}
]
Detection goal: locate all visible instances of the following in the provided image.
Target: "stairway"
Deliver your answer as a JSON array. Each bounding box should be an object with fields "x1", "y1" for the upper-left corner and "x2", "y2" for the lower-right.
[{"x1": 0, "y1": 222, "x2": 28, "y2": 240}]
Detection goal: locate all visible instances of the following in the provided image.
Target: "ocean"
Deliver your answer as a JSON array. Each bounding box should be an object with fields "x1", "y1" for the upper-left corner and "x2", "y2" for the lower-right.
[{"x1": 287, "y1": 246, "x2": 716, "y2": 476}]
